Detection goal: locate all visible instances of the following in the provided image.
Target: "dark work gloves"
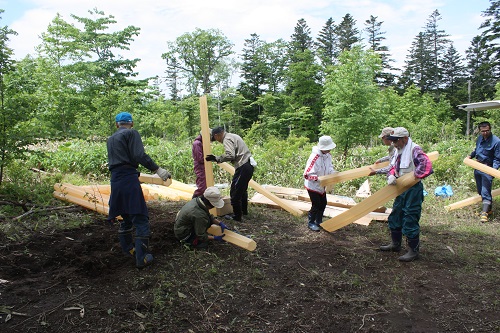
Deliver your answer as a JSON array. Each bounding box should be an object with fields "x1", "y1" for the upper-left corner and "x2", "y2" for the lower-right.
[{"x1": 205, "y1": 154, "x2": 217, "y2": 162}]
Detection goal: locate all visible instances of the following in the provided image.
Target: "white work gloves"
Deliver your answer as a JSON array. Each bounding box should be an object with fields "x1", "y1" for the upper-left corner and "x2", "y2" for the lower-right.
[
  {"x1": 156, "y1": 167, "x2": 171, "y2": 181},
  {"x1": 387, "y1": 175, "x2": 397, "y2": 185}
]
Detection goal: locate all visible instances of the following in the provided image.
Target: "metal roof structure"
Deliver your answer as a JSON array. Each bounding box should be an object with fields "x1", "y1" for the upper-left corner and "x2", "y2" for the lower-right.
[
  {"x1": 457, "y1": 100, "x2": 500, "y2": 135},
  {"x1": 457, "y1": 100, "x2": 500, "y2": 111}
]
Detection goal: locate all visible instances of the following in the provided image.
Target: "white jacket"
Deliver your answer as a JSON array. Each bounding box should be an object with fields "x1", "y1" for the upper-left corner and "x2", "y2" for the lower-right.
[{"x1": 303, "y1": 146, "x2": 336, "y2": 194}]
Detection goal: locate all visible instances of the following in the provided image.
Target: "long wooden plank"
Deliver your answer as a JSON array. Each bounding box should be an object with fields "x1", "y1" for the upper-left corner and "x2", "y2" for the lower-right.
[
  {"x1": 463, "y1": 157, "x2": 500, "y2": 178},
  {"x1": 207, "y1": 225, "x2": 257, "y2": 251},
  {"x1": 53, "y1": 191, "x2": 110, "y2": 216},
  {"x1": 139, "y1": 173, "x2": 172, "y2": 186},
  {"x1": 320, "y1": 172, "x2": 422, "y2": 232},
  {"x1": 445, "y1": 188, "x2": 500, "y2": 211},
  {"x1": 200, "y1": 95, "x2": 215, "y2": 188},
  {"x1": 249, "y1": 193, "x2": 388, "y2": 223},
  {"x1": 140, "y1": 184, "x2": 181, "y2": 201},
  {"x1": 217, "y1": 162, "x2": 303, "y2": 216},
  {"x1": 319, "y1": 151, "x2": 439, "y2": 186},
  {"x1": 169, "y1": 179, "x2": 196, "y2": 194},
  {"x1": 262, "y1": 185, "x2": 357, "y2": 207}
]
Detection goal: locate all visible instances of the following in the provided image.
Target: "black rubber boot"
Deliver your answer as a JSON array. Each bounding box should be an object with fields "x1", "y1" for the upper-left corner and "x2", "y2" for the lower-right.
[
  {"x1": 380, "y1": 230, "x2": 402, "y2": 252},
  {"x1": 135, "y1": 237, "x2": 153, "y2": 269},
  {"x1": 118, "y1": 229, "x2": 135, "y2": 257},
  {"x1": 399, "y1": 237, "x2": 419, "y2": 262}
]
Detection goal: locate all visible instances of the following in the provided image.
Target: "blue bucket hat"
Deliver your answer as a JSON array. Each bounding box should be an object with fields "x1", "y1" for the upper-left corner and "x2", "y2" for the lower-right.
[{"x1": 115, "y1": 112, "x2": 133, "y2": 123}]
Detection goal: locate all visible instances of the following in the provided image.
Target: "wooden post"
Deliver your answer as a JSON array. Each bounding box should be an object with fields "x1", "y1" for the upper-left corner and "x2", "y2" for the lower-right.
[
  {"x1": 217, "y1": 162, "x2": 303, "y2": 216},
  {"x1": 139, "y1": 173, "x2": 172, "y2": 186},
  {"x1": 207, "y1": 225, "x2": 257, "y2": 251},
  {"x1": 200, "y1": 95, "x2": 215, "y2": 188},
  {"x1": 320, "y1": 172, "x2": 421, "y2": 232},
  {"x1": 319, "y1": 151, "x2": 439, "y2": 187},
  {"x1": 463, "y1": 157, "x2": 500, "y2": 178},
  {"x1": 445, "y1": 188, "x2": 500, "y2": 211}
]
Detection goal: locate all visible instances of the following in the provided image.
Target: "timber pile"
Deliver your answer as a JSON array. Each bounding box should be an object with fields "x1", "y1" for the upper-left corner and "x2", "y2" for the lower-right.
[{"x1": 249, "y1": 185, "x2": 391, "y2": 227}]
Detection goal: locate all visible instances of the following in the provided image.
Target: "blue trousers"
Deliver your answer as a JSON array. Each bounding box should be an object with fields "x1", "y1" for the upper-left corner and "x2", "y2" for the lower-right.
[
  {"x1": 387, "y1": 181, "x2": 423, "y2": 239},
  {"x1": 474, "y1": 169, "x2": 493, "y2": 205},
  {"x1": 119, "y1": 213, "x2": 150, "y2": 238}
]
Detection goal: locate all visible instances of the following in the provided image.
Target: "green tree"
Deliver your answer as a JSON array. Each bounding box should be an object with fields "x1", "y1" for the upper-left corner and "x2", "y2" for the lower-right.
[
  {"x1": 424, "y1": 10, "x2": 450, "y2": 92},
  {"x1": 321, "y1": 47, "x2": 382, "y2": 155},
  {"x1": 364, "y1": 15, "x2": 396, "y2": 86},
  {"x1": 161, "y1": 28, "x2": 234, "y2": 95},
  {"x1": 0, "y1": 10, "x2": 18, "y2": 183},
  {"x1": 401, "y1": 32, "x2": 434, "y2": 92},
  {"x1": 316, "y1": 17, "x2": 338, "y2": 69},
  {"x1": 466, "y1": 35, "x2": 497, "y2": 101},
  {"x1": 335, "y1": 14, "x2": 361, "y2": 52}
]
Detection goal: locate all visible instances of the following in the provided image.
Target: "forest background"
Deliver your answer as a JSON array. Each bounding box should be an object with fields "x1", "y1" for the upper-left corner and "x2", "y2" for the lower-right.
[{"x1": 1, "y1": 1, "x2": 500, "y2": 219}]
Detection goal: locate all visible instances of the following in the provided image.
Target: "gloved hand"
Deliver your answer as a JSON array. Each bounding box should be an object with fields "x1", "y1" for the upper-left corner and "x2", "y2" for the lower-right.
[
  {"x1": 387, "y1": 175, "x2": 397, "y2": 185},
  {"x1": 213, "y1": 234, "x2": 225, "y2": 242},
  {"x1": 156, "y1": 167, "x2": 171, "y2": 181},
  {"x1": 219, "y1": 222, "x2": 229, "y2": 232},
  {"x1": 205, "y1": 154, "x2": 217, "y2": 162}
]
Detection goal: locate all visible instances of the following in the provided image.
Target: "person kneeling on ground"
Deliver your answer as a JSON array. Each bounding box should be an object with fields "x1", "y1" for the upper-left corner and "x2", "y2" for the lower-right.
[{"x1": 174, "y1": 187, "x2": 229, "y2": 249}]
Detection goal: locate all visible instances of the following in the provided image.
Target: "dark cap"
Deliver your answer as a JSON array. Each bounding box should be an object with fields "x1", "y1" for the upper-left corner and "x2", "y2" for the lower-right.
[{"x1": 211, "y1": 126, "x2": 224, "y2": 141}]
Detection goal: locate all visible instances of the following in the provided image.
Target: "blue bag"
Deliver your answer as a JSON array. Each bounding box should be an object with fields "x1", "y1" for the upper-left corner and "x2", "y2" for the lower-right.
[{"x1": 434, "y1": 185, "x2": 453, "y2": 198}]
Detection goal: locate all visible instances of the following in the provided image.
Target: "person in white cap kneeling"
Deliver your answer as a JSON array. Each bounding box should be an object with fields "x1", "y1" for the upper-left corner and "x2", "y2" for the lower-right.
[
  {"x1": 174, "y1": 187, "x2": 229, "y2": 249},
  {"x1": 303, "y1": 136, "x2": 337, "y2": 231}
]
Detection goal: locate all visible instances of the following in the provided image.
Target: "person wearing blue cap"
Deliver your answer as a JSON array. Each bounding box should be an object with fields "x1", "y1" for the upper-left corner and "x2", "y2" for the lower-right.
[{"x1": 107, "y1": 112, "x2": 172, "y2": 269}]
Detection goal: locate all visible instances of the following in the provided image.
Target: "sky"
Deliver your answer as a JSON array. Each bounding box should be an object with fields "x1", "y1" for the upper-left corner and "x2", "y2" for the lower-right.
[{"x1": 0, "y1": 0, "x2": 493, "y2": 83}]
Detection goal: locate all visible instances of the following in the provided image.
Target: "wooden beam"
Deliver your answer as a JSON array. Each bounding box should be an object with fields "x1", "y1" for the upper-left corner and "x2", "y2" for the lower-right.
[
  {"x1": 207, "y1": 225, "x2": 257, "y2": 251},
  {"x1": 140, "y1": 184, "x2": 181, "y2": 201},
  {"x1": 445, "y1": 188, "x2": 500, "y2": 211},
  {"x1": 139, "y1": 173, "x2": 172, "y2": 187},
  {"x1": 319, "y1": 151, "x2": 439, "y2": 186},
  {"x1": 217, "y1": 162, "x2": 304, "y2": 216},
  {"x1": 463, "y1": 157, "x2": 500, "y2": 178},
  {"x1": 53, "y1": 190, "x2": 110, "y2": 216},
  {"x1": 199, "y1": 95, "x2": 215, "y2": 188},
  {"x1": 320, "y1": 172, "x2": 422, "y2": 232},
  {"x1": 249, "y1": 192, "x2": 388, "y2": 224},
  {"x1": 169, "y1": 179, "x2": 196, "y2": 194}
]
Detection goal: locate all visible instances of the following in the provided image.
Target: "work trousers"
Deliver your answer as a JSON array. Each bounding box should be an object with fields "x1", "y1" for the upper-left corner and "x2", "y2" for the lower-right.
[
  {"x1": 474, "y1": 169, "x2": 493, "y2": 205},
  {"x1": 387, "y1": 181, "x2": 424, "y2": 239},
  {"x1": 230, "y1": 160, "x2": 254, "y2": 219},
  {"x1": 119, "y1": 213, "x2": 150, "y2": 239},
  {"x1": 307, "y1": 190, "x2": 327, "y2": 224}
]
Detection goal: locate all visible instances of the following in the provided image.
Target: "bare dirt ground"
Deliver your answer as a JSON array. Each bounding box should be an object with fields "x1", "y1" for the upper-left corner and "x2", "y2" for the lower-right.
[{"x1": 1, "y1": 200, "x2": 499, "y2": 333}]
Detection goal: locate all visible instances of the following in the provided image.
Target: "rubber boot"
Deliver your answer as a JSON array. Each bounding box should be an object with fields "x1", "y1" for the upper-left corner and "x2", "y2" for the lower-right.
[
  {"x1": 118, "y1": 229, "x2": 135, "y2": 257},
  {"x1": 135, "y1": 237, "x2": 154, "y2": 269},
  {"x1": 399, "y1": 237, "x2": 419, "y2": 262},
  {"x1": 315, "y1": 213, "x2": 324, "y2": 230},
  {"x1": 480, "y1": 203, "x2": 491, "y2": 223},
  {"x1": 308, "y1": 212, "x2": 319, "y2": 231},
  {"x1": 380, "y1": 230, "x2": 402, "y2": 252}
]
